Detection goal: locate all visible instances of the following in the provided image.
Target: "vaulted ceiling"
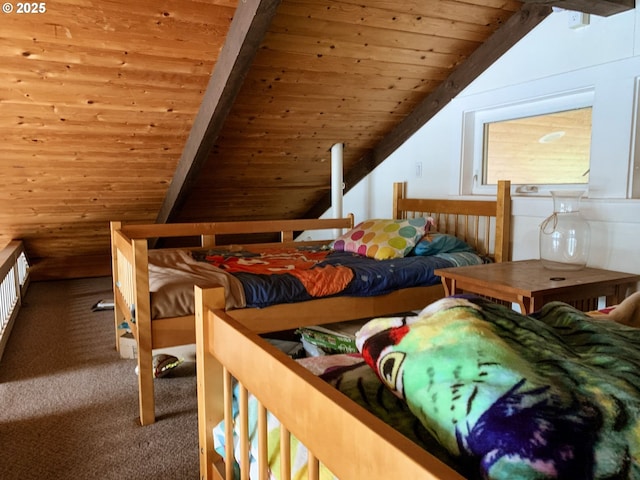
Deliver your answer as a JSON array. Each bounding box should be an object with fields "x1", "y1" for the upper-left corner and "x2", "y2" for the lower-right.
[{"x1": 0, "y1": 0, "x2": 632, "y2": 279}]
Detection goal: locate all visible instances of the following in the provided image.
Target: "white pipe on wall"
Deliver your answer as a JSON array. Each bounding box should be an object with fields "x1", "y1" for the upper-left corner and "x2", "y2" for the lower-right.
[{"x1": 331, "y1": 142, "x2": 344, "y2": 237}]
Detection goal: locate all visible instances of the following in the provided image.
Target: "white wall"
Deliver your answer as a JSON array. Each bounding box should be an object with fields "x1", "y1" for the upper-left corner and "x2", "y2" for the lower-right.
[{"x1": 334, "y1": 7, "x2": 640, "y2": 276}]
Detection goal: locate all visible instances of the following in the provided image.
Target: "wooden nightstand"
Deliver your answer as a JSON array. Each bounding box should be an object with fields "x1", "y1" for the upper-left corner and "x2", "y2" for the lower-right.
[{"x1": 434, "y1": 259, "x2": 640, "y2": 314}]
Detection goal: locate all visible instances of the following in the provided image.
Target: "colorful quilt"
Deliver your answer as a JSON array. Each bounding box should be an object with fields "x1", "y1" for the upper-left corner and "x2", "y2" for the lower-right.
[
  {"x1": 356, "y1": 296, "x2": 640, "y2": 479},
  {"x1": 194, "y1": 246, "x2": 487, "y2": 308},
  {"x1": 202, "y1": 247, "x2": 354, "y2": 298}
]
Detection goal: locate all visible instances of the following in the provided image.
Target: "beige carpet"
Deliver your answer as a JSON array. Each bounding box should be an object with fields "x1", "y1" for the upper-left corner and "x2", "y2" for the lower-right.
[{"x1": 0, "y1": 277, "x2": 199, "y2": 479}]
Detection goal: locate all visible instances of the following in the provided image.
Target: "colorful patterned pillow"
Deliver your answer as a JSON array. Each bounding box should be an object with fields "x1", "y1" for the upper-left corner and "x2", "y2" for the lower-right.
[{"x1": 331, "y1": 217, "x2": 428, "y2": 260}]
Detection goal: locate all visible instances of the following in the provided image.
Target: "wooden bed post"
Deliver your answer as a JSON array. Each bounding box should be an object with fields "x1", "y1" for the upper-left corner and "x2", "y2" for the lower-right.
[
  {"x1": 494, "y1": 180, "x2": 511, "y2": 263},
  {"x1": 195, "y1": 286, "x2": 226, "y2": 480},
  {"x1": 110, "y1": 221, "x2": 123, "y2": 351},
  {"x1": 201, "y1": 234, "x2": 217, "y2": 248},
  {"x1": 392, "y1": 182, "x2": 405, "y2": 219},
  {"x1": 132, "y1": 237, "x2": 155, "y2": 426}
]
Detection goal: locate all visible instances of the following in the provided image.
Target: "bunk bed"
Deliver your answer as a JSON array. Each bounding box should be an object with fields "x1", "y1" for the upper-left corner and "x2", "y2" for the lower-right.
[{"x1": 111, "y1": 180, "x2": 511, "y2": 425}]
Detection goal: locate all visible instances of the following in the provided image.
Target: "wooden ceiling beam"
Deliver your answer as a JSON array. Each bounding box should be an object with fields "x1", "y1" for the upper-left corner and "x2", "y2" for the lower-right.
[
  {"x1": 520, "y1": 0, "x2": 634, "y2": 17},
  {"x1": 304, "y1": 3, "x2": 555, "y2": 220},
  {"x1": 156, "y1": 0, "x2": 282, "y2": 224}
]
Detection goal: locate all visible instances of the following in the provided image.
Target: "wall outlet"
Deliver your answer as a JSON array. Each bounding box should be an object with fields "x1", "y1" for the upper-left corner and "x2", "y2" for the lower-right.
[
  {"x1": 415, "y1": 161, "x2": 422, "y2": 178},
  {"x1": 568, "y1": 11, "x2": 590, "y2": 29}
]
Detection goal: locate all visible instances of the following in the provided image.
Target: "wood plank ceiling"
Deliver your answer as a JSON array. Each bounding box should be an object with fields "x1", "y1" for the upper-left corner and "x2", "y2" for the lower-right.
[{"x1": 0, "y1": 0, "x2": 632, "y2": 279}]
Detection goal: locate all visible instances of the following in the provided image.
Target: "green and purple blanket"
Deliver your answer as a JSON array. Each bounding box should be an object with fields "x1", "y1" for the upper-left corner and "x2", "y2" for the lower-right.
[{"x1": 356, "y1": 295, "x2": 640, "y2": 479}]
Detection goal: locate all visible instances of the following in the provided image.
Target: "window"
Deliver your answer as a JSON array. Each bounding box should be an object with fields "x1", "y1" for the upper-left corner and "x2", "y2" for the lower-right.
[
  {"x1": 462, "y1": 89, "x2": 594, "y2": 195},
  {"x1": 484, "y1": 107, "x2": 592, "y2": 185}
]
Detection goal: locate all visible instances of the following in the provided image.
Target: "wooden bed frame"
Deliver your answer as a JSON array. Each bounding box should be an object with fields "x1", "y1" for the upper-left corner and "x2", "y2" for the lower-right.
[
  {"x1": 197, "y1": 300, "x2": 468, "y2": 479},
  {"x1": 111, "y1": 181, "x2": 511, "y2": 426},
  {"x1": 193, "y1": 181, "x2": 512, "y2": 478}
]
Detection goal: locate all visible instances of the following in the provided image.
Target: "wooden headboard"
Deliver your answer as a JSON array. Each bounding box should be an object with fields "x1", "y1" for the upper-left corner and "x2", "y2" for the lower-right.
[{"x1": 393, "y1": 180, "x2": 511, "y2": 262}]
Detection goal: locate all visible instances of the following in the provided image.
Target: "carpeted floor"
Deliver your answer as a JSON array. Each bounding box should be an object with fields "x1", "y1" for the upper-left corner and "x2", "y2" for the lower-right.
[{"x1": 0, "y1": 277, "x2": 199, "y2": 479}]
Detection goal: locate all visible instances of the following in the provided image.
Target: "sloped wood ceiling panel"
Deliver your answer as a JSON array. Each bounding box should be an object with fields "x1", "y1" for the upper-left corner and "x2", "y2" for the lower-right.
[
  {"x1": 172, "y1": 0, "x2": 525, "y2": 223},
  {"x1": 0, "y1": 0, "x2": 235, "y2": 264}
]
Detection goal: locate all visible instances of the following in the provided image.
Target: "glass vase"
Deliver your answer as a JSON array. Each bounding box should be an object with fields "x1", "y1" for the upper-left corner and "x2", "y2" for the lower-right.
[{"x1": 539, "y1": 190, "x2": 590, "y2": 270}]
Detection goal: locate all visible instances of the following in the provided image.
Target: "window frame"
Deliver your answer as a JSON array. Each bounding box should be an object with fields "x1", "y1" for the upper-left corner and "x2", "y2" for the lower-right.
[{"x1": 461, "y1": 88, "x2": 595, "y2": 196}]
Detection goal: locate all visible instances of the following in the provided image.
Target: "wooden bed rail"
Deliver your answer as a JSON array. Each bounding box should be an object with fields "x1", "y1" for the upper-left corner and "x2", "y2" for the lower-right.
[
  {"x1": 195, "y1": 285, "x2": 465, "y2": 480},
  {"x1": 118, "y1": 216, "x2": 355, "y2": 242}
]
